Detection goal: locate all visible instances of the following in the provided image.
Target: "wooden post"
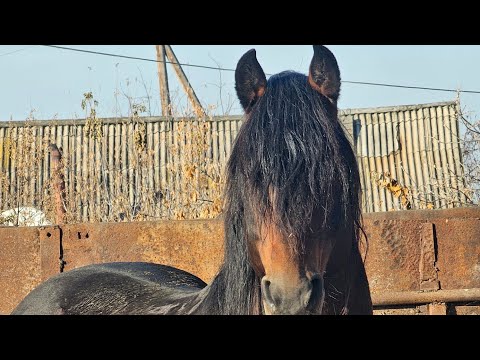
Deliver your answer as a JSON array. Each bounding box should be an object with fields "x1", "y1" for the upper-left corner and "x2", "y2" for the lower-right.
[
  {"x1": 155, "y1": 45, "x2": 172, "y2": 117},
  {"x1": 164, "y1": 45, "x2": 205, "y2": 117},
  {"x1": 49, "y1": 144, "x2": 67, "y2": 225}
]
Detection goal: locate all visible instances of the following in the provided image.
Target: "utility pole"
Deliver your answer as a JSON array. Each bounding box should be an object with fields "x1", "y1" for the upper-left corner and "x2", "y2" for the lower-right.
[
  {"x1": 155, "y1": 45, "x2": 205, "y2": 118},
  {"x1": 155, "y1": 45, "x2": 172, "y2": 117}
]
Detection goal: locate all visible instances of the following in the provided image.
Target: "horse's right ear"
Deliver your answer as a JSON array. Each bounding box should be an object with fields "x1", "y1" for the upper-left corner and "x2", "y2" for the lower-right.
[
  {"x1": 235, "y1": 49, "x2": 267, "y2": 113},
  {"x1": 308, "y1": 45, "x2": 341, "y2": 104}
]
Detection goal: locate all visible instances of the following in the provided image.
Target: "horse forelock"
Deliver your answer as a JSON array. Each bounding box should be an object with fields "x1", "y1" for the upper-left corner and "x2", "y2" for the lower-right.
[{"x1": 226, "y1": 71, "x2": 361, "y2": 254}]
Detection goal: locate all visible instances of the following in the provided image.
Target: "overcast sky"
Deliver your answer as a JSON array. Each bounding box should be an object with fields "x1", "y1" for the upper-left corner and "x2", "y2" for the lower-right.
[{"x1": 1, "y1": 45, "x2": 479, "y2": 121}]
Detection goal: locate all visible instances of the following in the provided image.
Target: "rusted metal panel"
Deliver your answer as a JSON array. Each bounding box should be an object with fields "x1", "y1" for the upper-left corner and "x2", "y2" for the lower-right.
[
  {"x1": 61, "y1": 220, "x2": 224, "y2": 284},
  {"x1": 435, "y1": 217, "x2": 480, "y2": 290},
  {"x1": 362, "y1": 218, "x2": 423, "y2": 293},
  {"x1": 363, "y1": 208, "x2": 480, "y2": 296},
  {"x1": 0, "y1": 226, "x2": 41, "y2": 314},
  {"x1": 39, "y1": 226, "x2": 61, "y2": 282}
]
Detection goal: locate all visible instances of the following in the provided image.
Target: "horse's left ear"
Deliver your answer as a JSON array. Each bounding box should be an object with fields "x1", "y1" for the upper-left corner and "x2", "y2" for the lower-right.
[
  {"x1": 308, "y1": 45, "x2": 341, "y2": 103},
  {"x1": 235, "y1": 49, "x2": 267, "y2": 113}
]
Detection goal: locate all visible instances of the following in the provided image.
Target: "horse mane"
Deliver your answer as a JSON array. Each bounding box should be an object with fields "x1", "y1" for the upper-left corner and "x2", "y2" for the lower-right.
[{"x1": 200, "y1": 71, "x2": 362, "y2": 315}]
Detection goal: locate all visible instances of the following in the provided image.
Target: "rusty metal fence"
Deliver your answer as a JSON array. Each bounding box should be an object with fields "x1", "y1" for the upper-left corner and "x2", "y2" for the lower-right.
[{"x1": 1, "y1": 207, "x2": 479, "y2": 315}]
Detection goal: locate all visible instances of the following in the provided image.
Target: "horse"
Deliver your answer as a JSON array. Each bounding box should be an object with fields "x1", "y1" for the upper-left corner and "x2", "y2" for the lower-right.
[{"x1": 12, "y1": 45, "x2": 373, "y2": 315}]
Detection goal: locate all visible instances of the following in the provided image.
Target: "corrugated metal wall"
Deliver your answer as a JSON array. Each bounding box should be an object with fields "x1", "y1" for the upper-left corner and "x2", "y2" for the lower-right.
[
  {"x1": 341, "y1": 101, "x2": 467, "y2": 212},
  {"x1": 0, "y1": 101, "x2": 467, "y2": 220}
]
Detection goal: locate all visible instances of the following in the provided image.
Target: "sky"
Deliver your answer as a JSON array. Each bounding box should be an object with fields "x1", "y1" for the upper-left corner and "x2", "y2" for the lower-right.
[{"x1": 1, "y1": 45, "x2": 479, "y2": 121}]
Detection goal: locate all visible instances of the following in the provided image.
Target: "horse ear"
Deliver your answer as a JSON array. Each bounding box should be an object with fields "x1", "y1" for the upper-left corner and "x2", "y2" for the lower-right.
[
  {"x1": 235, "y1": 49, "x2": 267, "y2": 113},
  {"x1": 308, "y1": 45, "x2": 341, "y2": 103}
]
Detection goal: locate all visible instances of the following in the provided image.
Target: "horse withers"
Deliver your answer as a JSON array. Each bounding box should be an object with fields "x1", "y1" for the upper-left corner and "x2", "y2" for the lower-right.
[{"x1": 12, "y1": 45, "x2": 372, "y2": 315}]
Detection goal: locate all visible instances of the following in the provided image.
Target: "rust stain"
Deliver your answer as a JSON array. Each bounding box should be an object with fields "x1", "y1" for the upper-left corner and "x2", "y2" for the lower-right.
[
  {"x1": 135, "y1": 220, "x2": 224, "y2": 283},
  {"x1": 419, "y1": 222, "x2": 439, "y2": 291},
  {"x1": 363, "y1": 219, "x2": 422, "y2": 292}
]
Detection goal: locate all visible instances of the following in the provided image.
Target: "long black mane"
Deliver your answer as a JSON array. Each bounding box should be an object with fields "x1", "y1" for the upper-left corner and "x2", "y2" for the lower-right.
[{"x1": 200, "y1": 71, "x2": 362, "y2": 314}]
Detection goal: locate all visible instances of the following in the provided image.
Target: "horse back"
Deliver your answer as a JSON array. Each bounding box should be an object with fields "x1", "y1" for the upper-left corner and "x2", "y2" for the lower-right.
[{"x1": 12, "y1": 262, "x2": 207, "y2": 315}]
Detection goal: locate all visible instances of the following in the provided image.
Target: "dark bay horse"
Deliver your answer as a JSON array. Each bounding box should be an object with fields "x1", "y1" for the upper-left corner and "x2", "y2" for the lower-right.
[{"x1": 13, "y1": 45, "x2": 372, "y2": 315}]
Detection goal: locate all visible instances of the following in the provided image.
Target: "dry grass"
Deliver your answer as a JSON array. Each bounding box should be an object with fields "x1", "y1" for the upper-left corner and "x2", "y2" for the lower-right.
[
  {"x1": 0, "y1": 94, "x2": 226, "y2": 225},
  {"x1": 460, "y1": 109, "x2": 480, "y2": 204},
  {"x1": 370, "y1": 168, "x2": 473, "y2": 211}
]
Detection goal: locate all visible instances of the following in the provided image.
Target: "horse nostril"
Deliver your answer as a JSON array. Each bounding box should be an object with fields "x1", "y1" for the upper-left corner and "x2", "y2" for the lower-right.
[
  {"x1": 306, "y1": 274, "x2": 324, "y2": 311},
  {"x1": 261, "y1": 277, "x2": 277, "y2": 310}
]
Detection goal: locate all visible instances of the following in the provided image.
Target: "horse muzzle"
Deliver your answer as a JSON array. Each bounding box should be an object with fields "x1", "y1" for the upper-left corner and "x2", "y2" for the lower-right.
[{"x1": 260, "y1": 273, "x2": 325, "y2": 315}]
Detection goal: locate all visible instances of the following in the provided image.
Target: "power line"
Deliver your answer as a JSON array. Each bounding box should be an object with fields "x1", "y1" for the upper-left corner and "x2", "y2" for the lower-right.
[
  {"x1": 342, "y1": 80, "x2": 479, "y2": 94},
  {"x1": 43, "y1": 45, "x2": 480, "y2": 95},
  {"x1": 43, "y1": 45, "x2": 232, "y2": 72},
  {"x1": 0, "y1": 46, "x2": 36, "y2": 57}
]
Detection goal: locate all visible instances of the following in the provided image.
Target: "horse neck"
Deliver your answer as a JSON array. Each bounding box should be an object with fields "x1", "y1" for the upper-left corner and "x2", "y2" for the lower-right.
[
  {"x1": 322, "y1": 226, "x2": 365, "y2": 315},
  {"x1": 190, "y1": 262, "x2": 262, "y2": 315}
]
